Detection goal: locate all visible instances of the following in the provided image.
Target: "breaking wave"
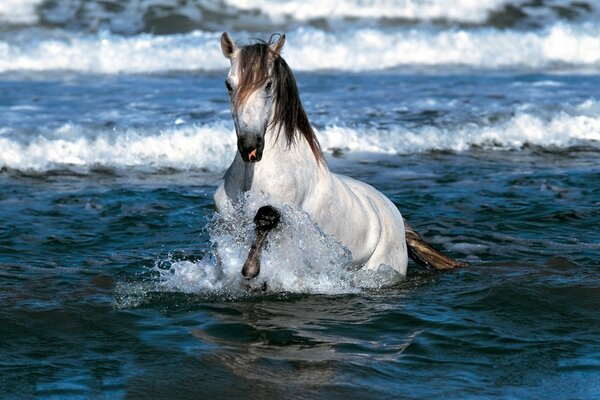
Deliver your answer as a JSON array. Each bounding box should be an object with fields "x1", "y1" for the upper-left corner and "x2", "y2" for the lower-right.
[
  {"x1": 1, "y1": 23, "x2": 600, "y2": 74},
  {"x1": 2, "y1": 100, "x2": 599, "y2": 173},
  {"x1": 1, "y1": 0, "x2": 599, "y2": 74},
  {"x1": 1, "y1": 0, "x2": 597, "y2": 33}
]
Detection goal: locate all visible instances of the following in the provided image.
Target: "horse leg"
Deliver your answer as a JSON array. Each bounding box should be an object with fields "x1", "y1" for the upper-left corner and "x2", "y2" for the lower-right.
[{"x1": 242, "y1": 205, "x2": 281, "y2": 279}]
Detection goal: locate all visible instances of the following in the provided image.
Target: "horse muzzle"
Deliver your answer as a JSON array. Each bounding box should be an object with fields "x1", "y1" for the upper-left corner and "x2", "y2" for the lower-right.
[{"x1": 237, "y1": 135, "x2": 265, "y2": 163}]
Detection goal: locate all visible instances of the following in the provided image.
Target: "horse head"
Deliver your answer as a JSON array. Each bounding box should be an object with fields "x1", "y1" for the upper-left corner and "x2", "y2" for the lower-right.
[
  {"x1": 221, "y1": 32, "x2": 285, "y2": 163},
  {"x1": 221, "y1": 32, "x2": 322, "y2": 164}
]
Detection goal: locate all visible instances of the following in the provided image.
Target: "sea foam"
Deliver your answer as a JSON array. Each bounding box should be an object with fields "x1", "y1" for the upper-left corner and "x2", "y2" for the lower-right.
[
  {"x1": 223, "y1": 0, "x2": 512, "y2": 24},
  {"x1": 320, "y1": 103, "x2": 600, "y2": 154},
  {"x1": 145, "y1": 193, "x2": 404, "y2": 298},
  {"x1": 1, "y1": 101, "x2": 599, "y2": 173},
  {"x1": 1, "y1": 23, "x2": 600, "y2": 74},
  {"x1": 0, "y1": 122, "x2": 237, "y2": 172},
  {"x1": 2, "y1": 0, "x2": 596, "y2": 31},
  {"x1": 0, "y1": 0, "x2": 43, "y2": 25}
]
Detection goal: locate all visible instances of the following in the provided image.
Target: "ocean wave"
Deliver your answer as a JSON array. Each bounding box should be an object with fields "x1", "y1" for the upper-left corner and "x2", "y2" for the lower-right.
[
  {"x1": 224, "y1": 0, "x2": 511, "y2": 24},
  {"x1": 0, "y1": 0, "x2": 596, "y2": 33},
  {"x1": 0, "y1": 0, "x2": 43, "y2": 25},
  {"x1": 1, "y1": 23, "x2": 600, "y2": 74},
  {"x1": 2, "y1": 101, "x2": 599, "y2": 173},
  {"x1": 320, "y1": 109, "x2": 600, "y2": 154},
  {"x1": 0, "y1": 30, "x2": 227, "y2": 74},
  {"x1": 285, "y1": 24, "x2": 600, "y2": 70},
  {"x1": 0, "y1": 122, "x2": 237, "y2": 172},
  {"x1": 221, "y1": 0, "x2": 598, "y2": 29}
]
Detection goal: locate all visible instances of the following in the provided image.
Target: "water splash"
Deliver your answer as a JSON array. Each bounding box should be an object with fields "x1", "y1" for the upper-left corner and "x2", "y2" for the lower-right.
[{"x1": 115, "y1": 193, "x2": 407, "y2": 307}]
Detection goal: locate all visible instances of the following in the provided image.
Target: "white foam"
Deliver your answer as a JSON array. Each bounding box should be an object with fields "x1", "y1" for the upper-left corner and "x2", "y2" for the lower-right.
[
  {"x1": 149, "y1": 193, "x2": 402, "y2": 297},
  {"x1": 0, "y1": 30, "x2": 228, "y2": 74},
  {"x1": 223, "y1": 0, "x2": 512, "y2": 24},
  {"x1": 1, "y1": 101, "x2": 599, "y2": 172},
  {"x1": 0, "y1": 122, "x2": 237, "y2": 172},
  {"x1": 0, "y1": 0, "x2": 43, "y2": 25},
  {"x1": 320, "y1": 100, "x2": 600, "y2": 153},
  {"x1": 285, "y1": 23, "x2": 600, "y2": 71},
  {"x1": 3, "y1": 0, "x2": 596, "y2": 33},
  {"x1": 1, "y1": 23, "x2": 600, "y2": 74}
]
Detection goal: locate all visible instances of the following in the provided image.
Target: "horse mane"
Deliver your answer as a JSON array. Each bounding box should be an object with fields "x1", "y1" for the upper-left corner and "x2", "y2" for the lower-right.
[{"x1": 236, "y1": 37, "x2": 324, "y2": 163}]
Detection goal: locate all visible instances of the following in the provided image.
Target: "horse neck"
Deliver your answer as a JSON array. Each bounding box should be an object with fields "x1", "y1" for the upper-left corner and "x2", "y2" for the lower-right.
[{"x1": 263, "y1": 123, "x2": 321, "y2": 170}]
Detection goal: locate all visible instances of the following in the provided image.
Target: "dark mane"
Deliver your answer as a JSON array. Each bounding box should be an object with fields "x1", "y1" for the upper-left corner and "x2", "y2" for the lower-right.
[{"x1": 236, "y1": 38, "x2": 323, "y2": 163}]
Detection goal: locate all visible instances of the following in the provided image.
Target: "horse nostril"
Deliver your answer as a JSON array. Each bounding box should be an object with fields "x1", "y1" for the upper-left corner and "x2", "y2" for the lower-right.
[{"x1": 248, "y1": 148, "x2": 257, "y2": 161}]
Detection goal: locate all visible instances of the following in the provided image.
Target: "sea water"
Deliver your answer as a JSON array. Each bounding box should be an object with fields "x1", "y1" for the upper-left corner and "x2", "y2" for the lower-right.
[{"x1": 1, "y1": 1, "x2": 599, "y2": 398}]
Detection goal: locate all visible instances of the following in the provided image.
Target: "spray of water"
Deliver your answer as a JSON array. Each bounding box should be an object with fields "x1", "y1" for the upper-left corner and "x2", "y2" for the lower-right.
[{"x1": 115, "y1": 192, "x2": 405, "y2": 307}]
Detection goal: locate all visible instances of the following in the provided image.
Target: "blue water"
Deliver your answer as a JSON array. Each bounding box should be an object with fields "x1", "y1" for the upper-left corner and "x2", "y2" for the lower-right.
[{"x1": 1, "y1": 1, "x2": 600, "y2": 398}]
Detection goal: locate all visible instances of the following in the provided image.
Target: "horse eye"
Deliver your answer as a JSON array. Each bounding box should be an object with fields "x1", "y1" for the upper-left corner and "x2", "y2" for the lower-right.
[
  {"x1": 265, "y1": 81, "x2": 272, "y2": 92},
  {"x1": 225, "y1": 80, "x2": 233, "y2": 93}
]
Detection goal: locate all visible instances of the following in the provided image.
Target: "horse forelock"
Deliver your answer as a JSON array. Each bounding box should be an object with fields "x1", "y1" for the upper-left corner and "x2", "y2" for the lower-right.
[
  {"x1": 234, "y1": 42, "x2": 271, "y2": 109},
  {"x1": 233, "y1": 39, "x2": 324, "y2": 163}
]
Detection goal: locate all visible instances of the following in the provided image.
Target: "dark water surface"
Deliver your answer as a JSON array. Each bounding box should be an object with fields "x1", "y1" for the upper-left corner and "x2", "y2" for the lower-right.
[
  {"x1": 2, "y1": 0, "x2": 600, "y2": 392},
  {"x1": 3, "y1": 0, "x2": 600, "y2": 397},
  {"x1": 1, "y1": 141, "x2": 599, "y2": 398}
]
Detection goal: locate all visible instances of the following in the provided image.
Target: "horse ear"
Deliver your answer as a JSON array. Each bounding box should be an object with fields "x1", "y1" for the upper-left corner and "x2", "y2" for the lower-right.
[
  {"x1": 221, "y1": 32, "x2": 236, "y2": 59},
  {"x1": 270, "y1": 34, "x2": 286, "y2": 56}
]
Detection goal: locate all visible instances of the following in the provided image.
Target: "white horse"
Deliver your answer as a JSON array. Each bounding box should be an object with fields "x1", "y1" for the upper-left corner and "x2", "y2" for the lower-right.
[{"x1": 214, "y1": 33, "x2": 466, "y2": 280}]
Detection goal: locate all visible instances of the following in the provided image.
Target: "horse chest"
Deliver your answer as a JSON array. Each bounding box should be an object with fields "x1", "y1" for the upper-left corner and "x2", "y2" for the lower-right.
[
  {"x1": 252, "y1": 164, "x2": 311, "y2": 205},
  {"x1": 223, "y1": 158, "x2": 312, "y2": 207}
]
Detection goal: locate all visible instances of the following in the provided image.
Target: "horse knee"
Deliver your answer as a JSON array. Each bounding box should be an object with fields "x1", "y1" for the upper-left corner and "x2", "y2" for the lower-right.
[{"x1": 254, "y1": 205, "x2": 281, "y2": 231}]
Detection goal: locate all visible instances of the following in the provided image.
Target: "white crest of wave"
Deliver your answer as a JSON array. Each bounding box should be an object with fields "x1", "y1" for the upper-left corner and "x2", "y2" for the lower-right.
[
  {"x1": 0, "y1": 122, "x2": 236, "y2": 172},
  {"x1": 224, "y1": 0, "x2": 511, "y2": 23},
  {"x1": 320, "y1": 100, "x2": 600, "y2": 153},
  {"x1": 1, "y1": 23, "x2": 600, "y2": 73},
  {"x1": 1, "y1": 100, "x2": 599, "y2": 172},
  {"x1": 0, "y1": 0, "x2": 43, "y2": 24},
  {"x1": 0, "y1": 30, "x2": 228, "y2": 74},
  {"x1": 286, "y1": 24, "x2": 600, "y2": 70}
]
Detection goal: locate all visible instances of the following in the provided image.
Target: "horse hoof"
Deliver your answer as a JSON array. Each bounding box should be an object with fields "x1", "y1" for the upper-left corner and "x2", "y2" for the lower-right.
[{"x1": 241, "y1": 280, "x2": 268, "y2": 293}]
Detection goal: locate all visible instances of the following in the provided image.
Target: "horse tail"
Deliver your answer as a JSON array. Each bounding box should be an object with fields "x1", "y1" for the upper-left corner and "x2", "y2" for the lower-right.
[{"x1": 404, "y1": 219, "x2": 469, "y2": 270}]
